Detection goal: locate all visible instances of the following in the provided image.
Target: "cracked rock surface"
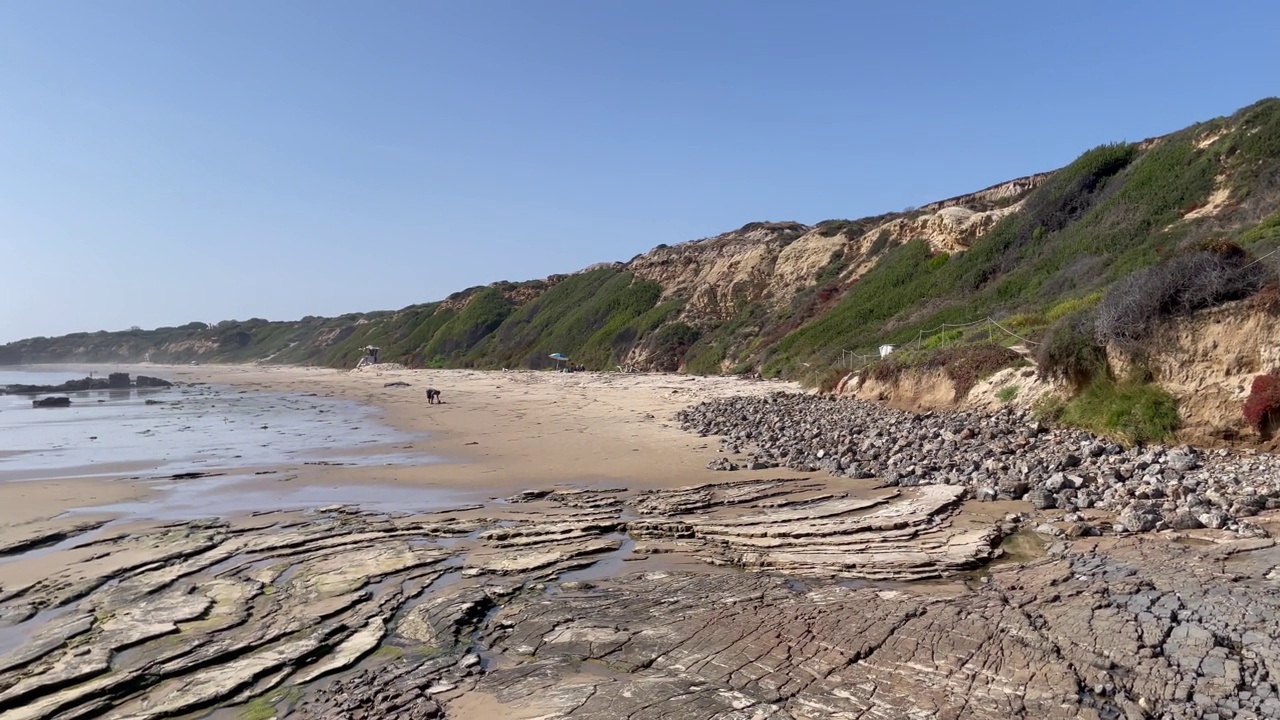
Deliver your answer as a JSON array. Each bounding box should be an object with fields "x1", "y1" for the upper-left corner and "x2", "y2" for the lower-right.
[{"x1": 303, "y1": 535, "x2": 1280, "y2": 720}]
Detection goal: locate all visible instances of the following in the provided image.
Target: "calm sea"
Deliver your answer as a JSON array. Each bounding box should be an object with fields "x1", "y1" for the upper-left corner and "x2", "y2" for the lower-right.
[{"x1": 0, "y1": 368, "x2": 425, "y2": 481}]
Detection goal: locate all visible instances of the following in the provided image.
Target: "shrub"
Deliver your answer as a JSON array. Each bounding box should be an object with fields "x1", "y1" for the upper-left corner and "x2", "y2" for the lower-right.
[
  {"x1": 922, "y1": 328, "x2": 964, "y2": 350},
  {"x1": 1095, "y1": 242, "x2": 1275, "y2": 348},
  {"x1": 1243, "y1": 373, "x2": 1280, "y2": 435},
  {"x1": 819, "y1": 369, "x2": 851, "y2": 393},
  {"x1": 645, "y1": 322, "x2": 701, "y2": 371},
  {"x1": 996, "y1": 386, "x2": 1018, "y2": 403},
  {"x1": 934, "y1": 344, "x2": 1023, "y2": 397},
  {"x1": 1044, "y1": 290, "x2": 1104, "y2": 323},
  {"x1": 1032, "y1": 395, "x2": 1067, "y2": 422},
  {"x1": 867, "y1": 229, "x2": 894, "y2": 256},
  {"x1": 1005, "y1": 312, "x2": 1048, "y2": 332},
  {"x1": 1239, "y1": 210, "x2": 1280, "y2": 248},
  {"x1": 815, "y1": 219, "x2": 854, "y2": 237},
  {"x1": 683, "y1": 342, "x2": 727, "y2": 375},
  {"x1": 1058, "y1": 379, "x2": 1179, "y2": 444},
  {"x1": 867, "y1": 343, "x2": 1022, "y2": 400},
  {"x1": 1249, "y1": 284, "x2": 1280, "y2": 314},
  {"x1": 1035, "y1": 310, "x2": 1107, "y2": 388},
  {"x1": 814, "y1": 249, "x2": 849, "y2": 285}
]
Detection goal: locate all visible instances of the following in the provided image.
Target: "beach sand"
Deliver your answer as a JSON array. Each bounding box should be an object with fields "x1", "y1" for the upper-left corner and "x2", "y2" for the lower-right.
[
  {"x1": 121, "y1": 364, "x2": 803, "y2": 489},
  {"x1": 0, "y1": 364, "x2": 806, "y2": 531}
]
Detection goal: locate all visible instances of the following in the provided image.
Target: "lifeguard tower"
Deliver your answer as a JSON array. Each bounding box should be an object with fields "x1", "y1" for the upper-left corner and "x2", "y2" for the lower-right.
[{"x1": 358, "y1": 345, "x2": 381, "y2": 367}]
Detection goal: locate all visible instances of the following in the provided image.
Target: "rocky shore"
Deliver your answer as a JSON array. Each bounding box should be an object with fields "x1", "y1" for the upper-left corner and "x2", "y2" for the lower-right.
[
  {"x1": 3, "y1": 386, "x2": 1280, "y2": 719},
  {"x1": 1, "y1": 486, "x2": 1277, "y2": 720},
  {"x1": 1, "y1": 373, "x2": 172, "y2": 395},
  {"x1": 680, "y1": 393, "x2": 1280, "y2": 538}
]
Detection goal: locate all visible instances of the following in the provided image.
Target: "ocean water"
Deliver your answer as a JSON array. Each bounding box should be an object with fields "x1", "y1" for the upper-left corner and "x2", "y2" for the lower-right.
[
  {"x1": 0, "y1": 368, "x2": 100, "y2": 387},
  {"x1": 0, "y1": 368, "x2": 430, "y2": 481},
  {"x1": 0, "y1": 368, "x2": 478, "y2": 522}
]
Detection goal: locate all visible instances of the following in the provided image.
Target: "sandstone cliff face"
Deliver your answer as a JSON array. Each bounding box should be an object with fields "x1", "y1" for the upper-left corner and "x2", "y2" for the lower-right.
[
  {"x1": 627, "y1": 222, "x2": 812, "y2": 322},
  {"x1": 877, "y1": 172, "x2": 1054, "y2": 254},
  {"x1": 625, "y1": 174, "x2": 1053, "y2": 327},
  {"x1": 836, "y1": 363, "x2": 1060, "y2": 414},
  {"x1": 1112, "y1": 301, "x2": 1280, "y2": 443},
  {"x1": 856, "y1": 202, "x2": 1026, "y2": 255},
  {"x1": 919, "y1": 172, "x2": 1053, "y2": 213}
]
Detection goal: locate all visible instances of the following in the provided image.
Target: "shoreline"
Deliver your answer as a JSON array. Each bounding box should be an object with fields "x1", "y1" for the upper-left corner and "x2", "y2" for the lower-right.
[
  {"x1": 0, "y1": 363, "x2": 808, "y2": 529},
  {"x1": 67, "y1": 362, "x2": 808, "y2": 490}
]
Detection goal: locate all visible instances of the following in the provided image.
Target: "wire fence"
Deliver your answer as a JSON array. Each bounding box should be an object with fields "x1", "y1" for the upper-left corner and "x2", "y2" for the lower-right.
[
  {"x1": 828, "y1": 241, "x2": 1280, "y2": 375},
  {"x1": 835, "y1": 315, "x2": 1039, "y2": 372}
]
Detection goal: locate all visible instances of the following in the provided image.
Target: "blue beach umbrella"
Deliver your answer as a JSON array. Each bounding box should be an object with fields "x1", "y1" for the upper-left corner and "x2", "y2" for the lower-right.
[{"x1": 549, "y1": 353, "x2": 568, "y2": 369}]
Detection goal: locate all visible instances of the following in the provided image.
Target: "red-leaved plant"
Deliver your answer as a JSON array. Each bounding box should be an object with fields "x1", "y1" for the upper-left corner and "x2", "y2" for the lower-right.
[{"x1": 1244, "y1": 373, "x2": 1280, "y2": 434}]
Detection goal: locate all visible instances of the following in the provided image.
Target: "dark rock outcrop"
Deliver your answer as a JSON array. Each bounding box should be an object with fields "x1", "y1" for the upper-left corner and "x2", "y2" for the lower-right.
[
  {"x1": 3, "y1": 374, "x2": 173, "y2": 395},
  {"x1": 31, "y1": 396, "x2": 70, "y2": 408}
]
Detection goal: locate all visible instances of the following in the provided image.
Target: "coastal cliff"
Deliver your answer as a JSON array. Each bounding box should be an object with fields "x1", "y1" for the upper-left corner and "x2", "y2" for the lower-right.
[{"x1": 5, "y1": 99, "x2": 1280, "y2": 436}]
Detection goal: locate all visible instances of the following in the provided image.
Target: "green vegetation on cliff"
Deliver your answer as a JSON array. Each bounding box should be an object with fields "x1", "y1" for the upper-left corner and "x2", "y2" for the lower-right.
[{"x1": 765, "y1": 99, "x2": 1280, "y2": 381}]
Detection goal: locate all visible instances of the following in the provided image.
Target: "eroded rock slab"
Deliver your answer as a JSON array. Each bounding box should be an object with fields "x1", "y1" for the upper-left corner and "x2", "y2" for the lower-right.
[{"x1": 2, "y1": 469, "x2": 1274, "y2": 720}]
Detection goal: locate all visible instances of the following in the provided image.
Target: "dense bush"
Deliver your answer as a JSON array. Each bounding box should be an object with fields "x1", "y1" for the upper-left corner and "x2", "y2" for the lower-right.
[
  {"x1": 814, "y1": 219, "x2": 854, "y2": 237},
  {"x1": 1058, "y1": 379, "x2": 1179, "y2": 444},
  {"x1": 1250, "y1": 284, "x2": 1280, "y2": 314},
  {"x1": 1035, "y1": 310, "x2": 1108, "y2": 388},
  {"x1": 645, "y1": 322, "x2": 701, "y2": 371},
  {"x1": 868, "y1": 343, "x2": 1022, "y2": 400},
  {"x1": 1045, "y1": 291, "x2": 1104, "y2": 322},
  {"x1": 422, "y1": 288, "x2": 514, "y2": 360},
  {"x1": 814, "y1": 249, "x2": 849, "y2": 285},
  {"x1": 818, "y1": 369, "x2": 851, "y2": 393},
  {"x1": 1244, "y1": 373, "x2": 1280, "y2": 435},
  {"x1": 1095, "y1": 241, "x2": 1274, "y2": 348},
  {"x1": 931, "y1": 344, "x2": 1025, "y2": 397},
  {"x1": 1240, "y1": 211, "x2": 1280, "y2": 250},
  {"x1": 866, "y1": 229, "x2": 894, "y2": 257},
  {"x1": 922, "y1": 328, "x2": 964, "y2": 350}
]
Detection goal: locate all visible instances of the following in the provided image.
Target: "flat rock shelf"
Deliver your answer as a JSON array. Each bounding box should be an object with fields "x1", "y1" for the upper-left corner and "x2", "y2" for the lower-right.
[{"x1": 0, "y1": 473, "x2": 1277, "y2": 720}]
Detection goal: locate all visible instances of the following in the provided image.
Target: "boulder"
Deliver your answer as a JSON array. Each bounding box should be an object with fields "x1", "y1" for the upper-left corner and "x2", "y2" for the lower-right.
[{"x1": 32, "y1": 396, "x2": 71, "y2": 408}]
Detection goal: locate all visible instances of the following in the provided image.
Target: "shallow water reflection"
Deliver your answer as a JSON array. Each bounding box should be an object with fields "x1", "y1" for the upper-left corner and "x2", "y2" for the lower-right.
[{"x1": 1, "y1": 380, "x2": 427, "y2": 479}]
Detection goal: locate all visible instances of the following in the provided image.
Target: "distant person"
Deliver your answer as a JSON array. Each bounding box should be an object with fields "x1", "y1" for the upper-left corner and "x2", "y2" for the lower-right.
[{"x1": 426, "y1": 388, "x2": 441, "y2": 404}]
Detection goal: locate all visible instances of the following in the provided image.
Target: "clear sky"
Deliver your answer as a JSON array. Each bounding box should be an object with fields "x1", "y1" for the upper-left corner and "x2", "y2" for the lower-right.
[{"x1": 1, "y1": 1, "x2": 1277, "y2": 342}]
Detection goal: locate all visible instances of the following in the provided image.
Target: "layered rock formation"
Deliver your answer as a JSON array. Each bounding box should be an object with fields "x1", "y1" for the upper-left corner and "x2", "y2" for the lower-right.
[
  {"x1": 4, "y1": 496, "x2": 1275, "y2": 719},
  {"x1": 1109, "y1": 300, "x2": 1280, "y2": 443},
  {"x1": 0, "y1": 475, "x2": 1003, "y2": 720}
]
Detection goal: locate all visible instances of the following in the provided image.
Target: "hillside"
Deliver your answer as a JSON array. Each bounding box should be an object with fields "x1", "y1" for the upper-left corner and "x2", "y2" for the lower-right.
[{"x1": 6, "y1": 99, "x2": 1280, "y2": 386}]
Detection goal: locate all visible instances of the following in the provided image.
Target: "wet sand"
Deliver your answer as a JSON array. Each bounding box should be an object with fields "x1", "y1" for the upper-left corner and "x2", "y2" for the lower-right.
[
  {"x1": 140, "y1": 364, "x2": 804, "y2": 490},
  {"x1": 0, "y1": 364, "x2": 803, "y2": 548},
  {"x1": 23, "y1": 363, "x2": 802, "y2": 491}
]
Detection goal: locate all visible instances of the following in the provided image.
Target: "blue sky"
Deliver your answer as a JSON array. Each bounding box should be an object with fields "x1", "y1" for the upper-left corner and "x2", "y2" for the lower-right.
[{"x1": 1, "y1": 1, "x2": 1277, "y2": 342}]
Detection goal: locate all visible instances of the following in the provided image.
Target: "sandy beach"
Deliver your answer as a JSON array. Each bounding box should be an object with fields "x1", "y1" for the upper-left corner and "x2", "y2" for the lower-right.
[
  {"x1": 172, "y1": 364, "x2": 804, "y2": 489},
  {"x1": 0, "y1": 364, "x2": 806, "y2": 531},
  {"x1": 144, "y1": 364, "x2": 806, "y2": 489}
]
